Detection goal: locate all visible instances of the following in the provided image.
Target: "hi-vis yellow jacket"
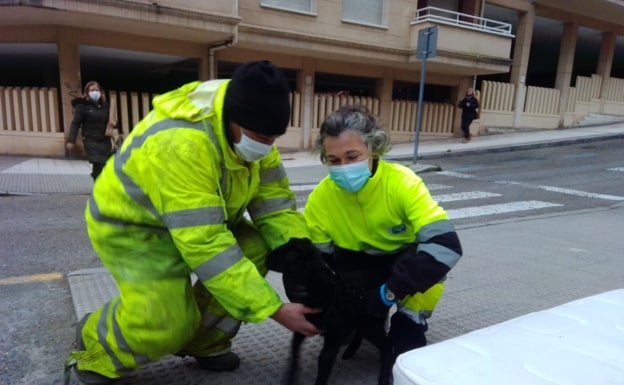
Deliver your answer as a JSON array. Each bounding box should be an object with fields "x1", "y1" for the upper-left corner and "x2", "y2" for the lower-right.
[
  {"x1": 87, "y1": 79, "x2": 309, "y2": 323},
  {"x1": 304, "y1": 159, "x2": 462, "y2": 305}
]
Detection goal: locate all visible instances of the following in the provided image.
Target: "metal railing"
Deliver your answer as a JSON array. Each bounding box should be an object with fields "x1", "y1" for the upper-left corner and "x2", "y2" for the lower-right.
[{"x1": 413, "y1": 6, "x2": 513, "y2": 37}]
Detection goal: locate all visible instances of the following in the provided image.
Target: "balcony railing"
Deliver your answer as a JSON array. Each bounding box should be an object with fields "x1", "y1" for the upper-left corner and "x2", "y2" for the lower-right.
[{"x1": 413, "y1": 6, "x2": 513, "y2": 37}]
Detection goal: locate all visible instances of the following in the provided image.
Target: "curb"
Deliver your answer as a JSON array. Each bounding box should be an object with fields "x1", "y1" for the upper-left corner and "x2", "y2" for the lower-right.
[{"x1": 386, "y1": 132, "x2": 624, "y2": 162}]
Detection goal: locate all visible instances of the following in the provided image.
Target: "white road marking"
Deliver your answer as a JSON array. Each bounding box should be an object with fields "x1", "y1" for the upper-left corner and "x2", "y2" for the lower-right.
[
  {"x1": 437, "y1": 171, "x2": 475, "y2": 178},
  {"x1": 446, "y1": 201, "x2": 562, "y2": 219},
  {"x1": 292, "y1": 183, "x2": 453, "y2": 192},
  {"x1": 496, "y1": 180, "x2": 624, "y2": 201},
  {"x1": 433, "y1": 191, "x2": 501, "y2": 202},
  {"x1": 290, "y1": 184, "x2": 319, "y2": 191},
  {"x1": 607, "y1": 167, "x2": 624, "y2": 172},
  {"x1": 426, "y1": 183, "x2": 453, "y2": 191}
]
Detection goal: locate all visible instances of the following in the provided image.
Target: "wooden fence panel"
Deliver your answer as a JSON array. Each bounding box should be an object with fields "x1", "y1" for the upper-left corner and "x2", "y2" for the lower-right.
[
  {"x1": 48, "y1": 88, "x2": 60, "y2": 133},
  {"x1": 604, "y1": 77, "x2": 624, "y2": 102},
  {"x1": 575, "y1": 75, "x2": 601, "y2": 102},
  {"x1": 388, "y1": 100, "x2": 454, "y2": 134},
  {"x1": 29, "y1": 88, "x2": 41, "y2": 132},
  {"x1": 0, "y1": 86, "x2": 60, "y2": 132},
  {"x1": 525, "y1": 86, "x2": 559, "y2": 115},
  {"x1": 11, "y1": 88, "x2": 23, "y2": 131}
]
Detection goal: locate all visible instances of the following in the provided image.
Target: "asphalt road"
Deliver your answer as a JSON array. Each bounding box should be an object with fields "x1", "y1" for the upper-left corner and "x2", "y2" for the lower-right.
[
  {"x1": 1, "y1": 139, "x2": 623, "y2": 385},
  {"x1": 293, "y1": 139, "x2": 624, "y2": 227}
]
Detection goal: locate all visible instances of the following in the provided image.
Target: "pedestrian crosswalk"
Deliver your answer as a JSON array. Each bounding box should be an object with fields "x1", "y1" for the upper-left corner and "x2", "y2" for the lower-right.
[
  {"x1": 444, "y1": 201, "x2": 562, "y2": 220},
  {"x1": 290, "y1": 167, "x2": 624, "y2": 222},
  {"x1": 291, "y1": 182, "x2": 565, "y2": 221}
]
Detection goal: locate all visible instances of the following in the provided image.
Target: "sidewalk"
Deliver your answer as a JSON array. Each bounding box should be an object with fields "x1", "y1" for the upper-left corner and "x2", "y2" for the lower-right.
[{"x1": 1, "y1": 122, "x2": 623, "y2": 194}]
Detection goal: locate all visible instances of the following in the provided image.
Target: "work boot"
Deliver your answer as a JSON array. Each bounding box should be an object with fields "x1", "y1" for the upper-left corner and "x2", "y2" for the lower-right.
[
  {"x1": 72, "y1": 314, "x2": 117, "y2": 385},
  {"x1": 194, "y1": 351, "x2": 241, "y2": 372}
]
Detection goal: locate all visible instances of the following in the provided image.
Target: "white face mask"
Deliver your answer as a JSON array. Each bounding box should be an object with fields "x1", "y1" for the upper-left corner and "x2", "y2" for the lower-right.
[
  {"x1": 234, "y1": 132, "x2": 272, "y2": 162},
  {"x1": 88, "y1": 91, "x2": 101, "y2": 101}
]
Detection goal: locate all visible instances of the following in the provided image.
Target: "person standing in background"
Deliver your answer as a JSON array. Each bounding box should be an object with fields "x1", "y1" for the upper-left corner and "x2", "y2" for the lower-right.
[
  {"x1": 457, "y1": 87, "x2": 479, "y2": 143},
  {"x1": 66, "y1": 81, "x2": 118, "y2": 180}
]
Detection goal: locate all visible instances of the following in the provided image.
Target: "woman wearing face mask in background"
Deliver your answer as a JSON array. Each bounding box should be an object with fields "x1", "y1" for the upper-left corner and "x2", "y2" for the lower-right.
[
  {"x1": 66, "y1": 80, "x2": 117, "y2": 181},
  {"x1": 302, "y1": 104, "x2": 463, "y2": 364}
]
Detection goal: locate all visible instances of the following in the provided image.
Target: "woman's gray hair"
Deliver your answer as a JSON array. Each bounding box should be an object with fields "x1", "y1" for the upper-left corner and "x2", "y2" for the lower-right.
[{"x1": 314, "y1": 104, "x2": 392, "y2": 163}]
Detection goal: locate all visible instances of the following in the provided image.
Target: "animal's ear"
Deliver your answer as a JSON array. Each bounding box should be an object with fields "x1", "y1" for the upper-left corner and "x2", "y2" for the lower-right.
[{"x1": 266, "y1": 238, "x2": 316, "y2": 272}]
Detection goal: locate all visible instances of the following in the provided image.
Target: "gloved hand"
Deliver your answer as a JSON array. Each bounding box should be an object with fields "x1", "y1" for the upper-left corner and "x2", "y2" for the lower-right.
[{"x1": 365, "y1": 285, "x2": 393, "y2": 318}]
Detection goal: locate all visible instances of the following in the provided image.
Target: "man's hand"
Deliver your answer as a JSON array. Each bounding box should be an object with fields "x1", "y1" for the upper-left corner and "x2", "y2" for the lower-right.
[
  {"x1": 271, "y1": 303, "x2": 320, "y2": 336},
  {"x1": 65, "y1": 142, "x2": 75, "y2": 151}
]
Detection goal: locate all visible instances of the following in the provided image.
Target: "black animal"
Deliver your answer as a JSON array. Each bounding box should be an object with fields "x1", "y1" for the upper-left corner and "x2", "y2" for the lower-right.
[{"x1": 281, "y1": 249, "x2": 394, "y2": 385}]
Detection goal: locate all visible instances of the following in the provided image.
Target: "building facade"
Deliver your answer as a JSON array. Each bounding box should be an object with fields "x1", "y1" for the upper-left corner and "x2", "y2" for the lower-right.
[{"x1": 0, "y1": 0, "x2": 623, "y2": 156}]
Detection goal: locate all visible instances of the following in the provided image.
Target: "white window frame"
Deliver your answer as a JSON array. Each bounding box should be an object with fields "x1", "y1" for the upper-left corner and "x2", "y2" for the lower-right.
[
  {"x1": 341, "y1": 0, "x2": 387, "y2": 28},
  {"x1": 260, "y1": 0, "x2": 316, "y2": 16}
]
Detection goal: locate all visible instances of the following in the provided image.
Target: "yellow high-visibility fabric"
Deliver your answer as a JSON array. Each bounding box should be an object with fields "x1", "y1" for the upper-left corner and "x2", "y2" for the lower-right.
[
  {"x1": 304, "y1": 159, "x2": 449, "y2": 312},
  {"x1": 72, "y1": 79, "x2": 309, "y2": 377}
]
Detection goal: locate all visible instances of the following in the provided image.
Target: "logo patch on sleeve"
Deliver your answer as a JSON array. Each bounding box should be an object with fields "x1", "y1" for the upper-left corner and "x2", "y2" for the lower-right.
[{"x1": 388, "y1": 223, "x2": 407, "y2": 235}]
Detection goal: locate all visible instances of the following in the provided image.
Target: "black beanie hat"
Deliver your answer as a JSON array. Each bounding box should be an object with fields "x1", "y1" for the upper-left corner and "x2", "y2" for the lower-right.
[{"x1": 224, "y1": 60, "x2": 291, "y2": 136}]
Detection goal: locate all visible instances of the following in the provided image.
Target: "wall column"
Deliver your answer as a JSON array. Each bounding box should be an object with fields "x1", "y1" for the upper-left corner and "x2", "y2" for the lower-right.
[
  {"x1": 198, "y1": 47, "x2": 210, "y2": 80},
  {"x1": 510, "y1": 7, "x2": 534, "y2": 127},
  {"x1": 376, "y1": 69, "x2": 393, "y2": 138},
  {"x1": 597, "y1": 31, "x2": 616, "y2": 98},
  {"x1": 298, "y1": 58, "x2": 315, "y2": 149},
  {"x1": 57, "y1": 31, "x2": 81, "y2": 143},
  {"x1": 555, "y1": 22, "x2": 578, "y2": 124}
]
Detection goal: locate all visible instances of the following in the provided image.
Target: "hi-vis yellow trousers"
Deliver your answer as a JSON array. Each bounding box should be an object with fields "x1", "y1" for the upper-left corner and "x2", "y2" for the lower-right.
[{"x1": 65, "y1": 220, "x2": 270, "y2": 380}]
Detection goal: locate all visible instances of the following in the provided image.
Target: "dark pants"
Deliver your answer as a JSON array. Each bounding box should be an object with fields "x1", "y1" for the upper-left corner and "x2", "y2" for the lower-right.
[
  {"x1": 461, "y1": 118, "x2": 473, "y2": 139},
  {"x1": 389, "y1": 311, "x2": 427, "y2": 357},
  {"x1": 90, "y1": 162, "x2": 105, "y2": 181}
]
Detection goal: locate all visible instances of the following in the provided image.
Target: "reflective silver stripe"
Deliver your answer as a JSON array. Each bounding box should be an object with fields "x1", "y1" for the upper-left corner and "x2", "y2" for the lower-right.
[
  {"x1": 397, "y1": 307, "x2": 431, "y2": 325},
  {"x1": 96, "y1": 300, "x2": 130, "y2": 374},
  {"x1": 259, "y1": 164, "x2": 286, "y2": 184},
  {"x1": 362, "y1": 248, "x2": 393, "y2": 256},
  {"x1": 88, "y1": 197, "x2": 169, "y2": 234},
  {"x1": 163, "y1": 207, "x2": 225, "y2": 229},
  {"x1": 109, "y1": 301, "x2": 151, "y2": 367},
  {"x1": 114, "y1": 119, "x2": 206, "y2": 221},
  {"x1": 201, "y1": 314, "x2": 242, "y2": 336},
  {"x1": 194, "y1": 244, "x2": 243, "y2": 282},
  {"x1": 201, "y1": 120, "x2": 227, "y2": 194},
  {"x1": 314, "y1": 242, "x2": 333, "y2": 254},
  {"x1": 416, "y1": 219, "x2": 456, "y2": 243},
  {"x1": 247, "y1": 196, "x2": 296, "y2": 218},
  {"x1": 418, "y1": 242, "x2": 461, "y2": 268},
  {"x1": 216, "y1": 317, "x2": 242, "y2": 336}
]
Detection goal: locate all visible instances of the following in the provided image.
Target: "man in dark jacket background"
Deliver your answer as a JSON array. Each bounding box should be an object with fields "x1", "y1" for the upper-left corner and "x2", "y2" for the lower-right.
[{"x1": 457, "y1": 87, "x2": 479, "y2": 143}]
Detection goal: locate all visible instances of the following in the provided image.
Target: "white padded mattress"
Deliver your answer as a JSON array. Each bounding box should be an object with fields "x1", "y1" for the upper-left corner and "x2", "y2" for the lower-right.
[{"x1": 393, "y1": 289, "x2": 624, "y2": 385}]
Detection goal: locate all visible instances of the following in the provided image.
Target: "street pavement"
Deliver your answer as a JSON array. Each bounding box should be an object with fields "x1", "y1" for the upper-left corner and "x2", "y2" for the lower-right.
[
  {"x1": 2, "y1": 123, "x2": 624, "y2": 385},
  {"x1": 2, "y1": 122, "x2": 624, "y2": 194}
]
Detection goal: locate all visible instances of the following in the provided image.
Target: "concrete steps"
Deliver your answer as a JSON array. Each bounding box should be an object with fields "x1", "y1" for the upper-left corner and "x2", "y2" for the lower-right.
[{"x1": 575, "y1": 113, "x2": 624, "y2": 127}]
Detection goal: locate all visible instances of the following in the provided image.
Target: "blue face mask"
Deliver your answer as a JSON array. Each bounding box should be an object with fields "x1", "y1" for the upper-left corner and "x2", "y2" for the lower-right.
[{"x1": 328, "y1": 159, "x2": 371, "y2": 192}]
